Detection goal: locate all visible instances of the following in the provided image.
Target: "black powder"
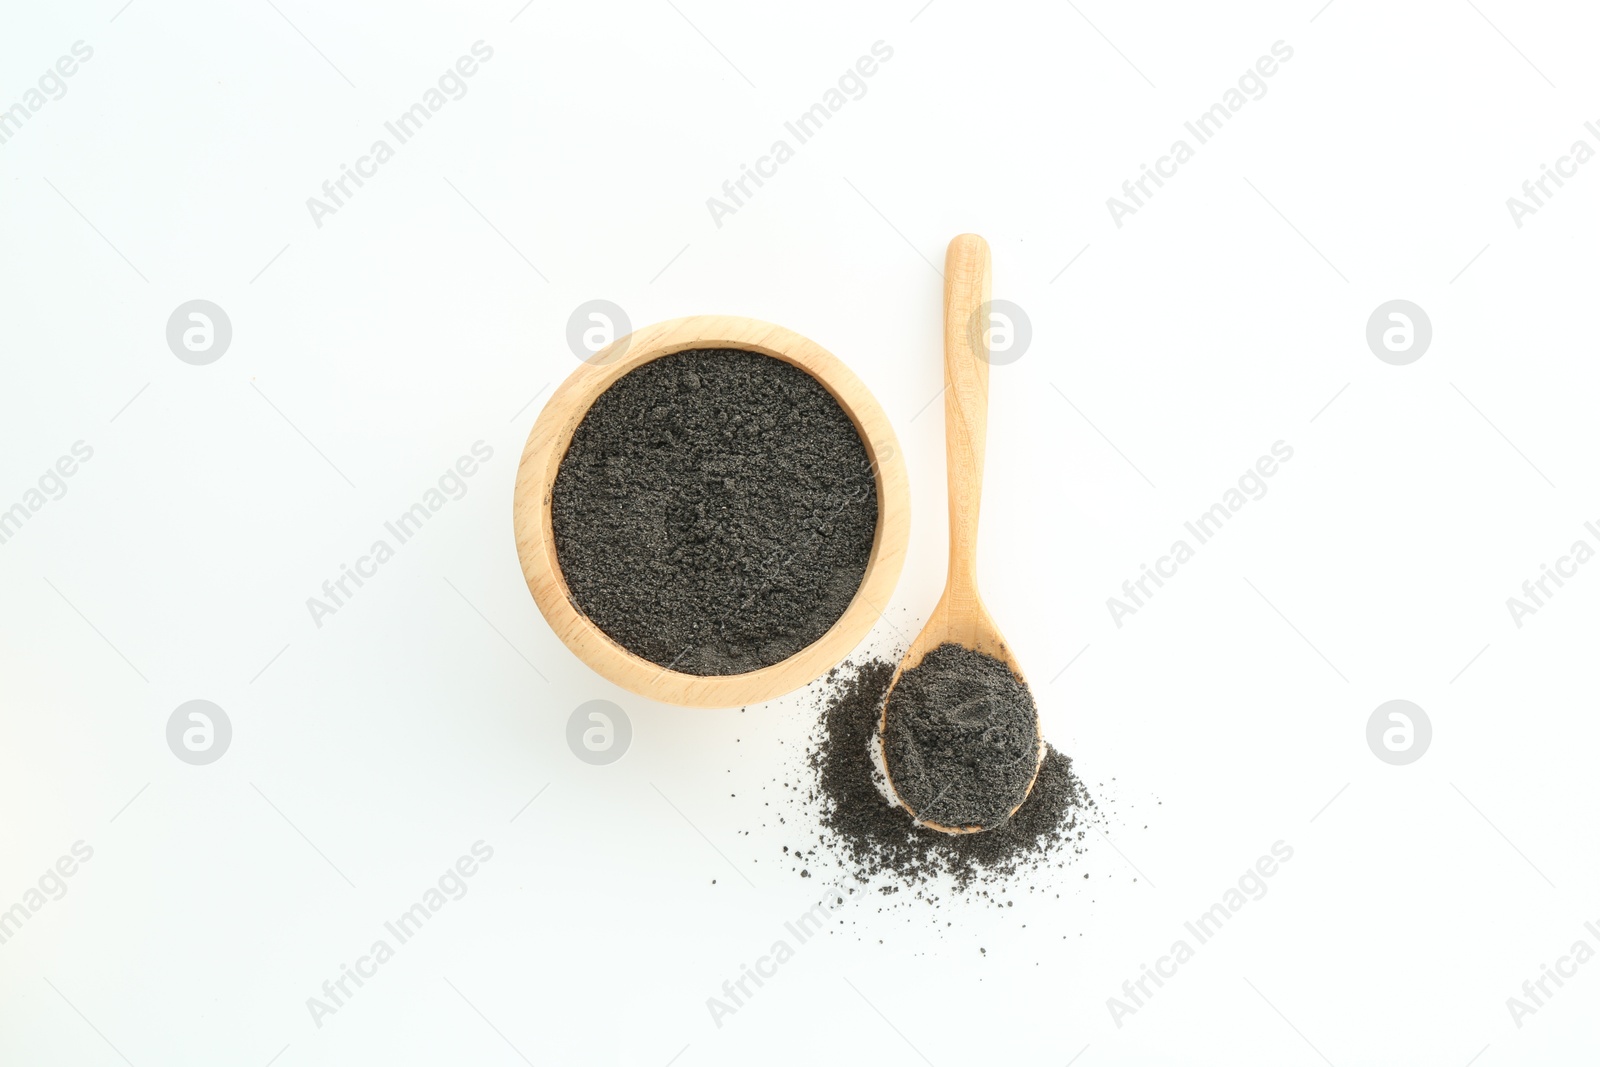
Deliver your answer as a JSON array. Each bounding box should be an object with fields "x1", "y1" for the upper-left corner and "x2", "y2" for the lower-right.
[
  {"x1": 551, "y1": 349, "x2": 878, "y2": 675},
  {"x1": 792, "y1": 655, "x2": 1093, "y2": 893},
  {"x1": 882, "y1": 643, "x2": 1040, "y2": 832}
]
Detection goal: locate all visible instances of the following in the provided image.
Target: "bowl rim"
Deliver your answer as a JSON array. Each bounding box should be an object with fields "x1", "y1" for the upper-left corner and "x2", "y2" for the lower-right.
[{"x1": 512, "y1": 314, "x2": 910, "y2": 708}]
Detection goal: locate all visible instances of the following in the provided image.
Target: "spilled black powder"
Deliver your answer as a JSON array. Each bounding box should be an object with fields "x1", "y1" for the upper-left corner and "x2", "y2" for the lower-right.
[
  {"x1": 551, "y1": 348, "x2": 878, "y2": 675},
  {"x1": 793, "y1": 655, "x2": 1093, "y2": 894},
  {"x1": 882, "y1": 643, "x2": 1040, "y2": 831}
]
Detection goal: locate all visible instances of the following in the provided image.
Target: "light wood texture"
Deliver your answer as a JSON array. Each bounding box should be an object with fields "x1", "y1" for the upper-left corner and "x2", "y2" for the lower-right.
[
  {"x1": 512, "y1": 315, "x2": 910, "y2": 708},
  {"x1": 881, "y1": 234, "x2": 1044, "y2": 833}
]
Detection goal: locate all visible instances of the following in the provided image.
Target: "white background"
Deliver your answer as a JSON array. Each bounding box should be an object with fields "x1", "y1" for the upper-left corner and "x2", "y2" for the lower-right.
[{"x1": 2, "y1": 0, "x2": 1598, "y2": 1064}]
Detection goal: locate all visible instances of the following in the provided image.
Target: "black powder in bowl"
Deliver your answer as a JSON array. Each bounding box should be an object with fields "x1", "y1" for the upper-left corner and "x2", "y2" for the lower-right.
[
  {"x1": 550, "y1": 348, "x2": 879, "y2": 676},
  {"x1": 882, "y1": 643, "x2": 1041, "y2": 831}
]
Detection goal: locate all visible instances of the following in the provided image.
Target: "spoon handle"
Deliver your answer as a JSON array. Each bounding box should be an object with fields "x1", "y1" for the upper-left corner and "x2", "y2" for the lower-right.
[{"x1": 942, "y1": 233, "x2": 992, "y2": 604}]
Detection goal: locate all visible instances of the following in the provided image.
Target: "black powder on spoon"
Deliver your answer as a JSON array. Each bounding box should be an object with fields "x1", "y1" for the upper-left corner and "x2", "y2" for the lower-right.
[
  {"x1": 790, "y1": 654, "x2": 1093, "y2": 894},
  {"x1": 881, "y1": 643, "x2": 1041, "y2": 832},
  {"x1": 551, "y1": 348, "x2": 878, "y2": 676}
]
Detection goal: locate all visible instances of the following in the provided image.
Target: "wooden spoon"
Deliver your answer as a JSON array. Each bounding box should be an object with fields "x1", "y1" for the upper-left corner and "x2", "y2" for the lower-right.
[{"x1": 879, "y1": 233, "x2": 1044, "y2": 834}]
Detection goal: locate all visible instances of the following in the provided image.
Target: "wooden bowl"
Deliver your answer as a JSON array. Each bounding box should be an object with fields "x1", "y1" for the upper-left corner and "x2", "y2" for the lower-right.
[{"x1": 512, "y1": 315, "x2": 910, "y2": 708}]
